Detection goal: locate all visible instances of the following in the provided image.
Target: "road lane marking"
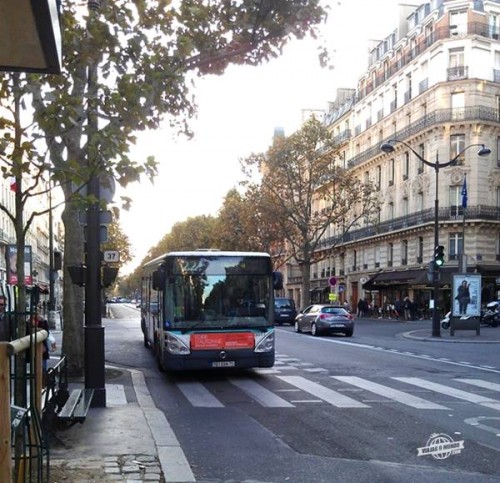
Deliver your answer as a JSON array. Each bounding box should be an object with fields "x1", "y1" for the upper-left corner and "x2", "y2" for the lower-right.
[
  {"x1": 456, "y1": 379, "x2": 500, "y2": 392},
  {"x1": 177, "y1": 382, "x2": 224, "y2": 407},
  {"x1": 394, "y1": 377, "x2": 500, "y2": 411},
  {"x1": 229, "y1": 379, "x2": 294, "y2": 407},
  {"x1": 277, "y1": 375, "x2": 369, "y2": 408},
  {"x1": 332, "y1": 376, "x2": 449, "y2": 409}
]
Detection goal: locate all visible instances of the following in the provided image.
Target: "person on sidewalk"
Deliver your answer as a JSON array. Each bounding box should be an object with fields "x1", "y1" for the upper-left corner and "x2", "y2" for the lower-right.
[
  {"x1": 0, "y1": 297, "x2": 7, "y2": 341},
  {"x1": 403, "y1": 297, "x2": 411, "y2": 321},
  {"x1": 394, "y1": 299, "x2": 402, "y2": 320}
]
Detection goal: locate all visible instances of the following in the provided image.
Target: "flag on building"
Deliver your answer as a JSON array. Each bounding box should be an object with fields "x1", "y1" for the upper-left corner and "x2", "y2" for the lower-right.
[
  {"x1": 461, "y1": 175, "x2": 467, "y2": 208},
  {"x1": 9, "y1": 177, "x2": 16, "y2": 193}
]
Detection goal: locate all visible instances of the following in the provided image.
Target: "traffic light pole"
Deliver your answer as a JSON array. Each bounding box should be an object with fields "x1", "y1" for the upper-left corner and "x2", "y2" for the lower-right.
[{"x1": 432, "y1": 163, "x2": 441, "y2": 337}]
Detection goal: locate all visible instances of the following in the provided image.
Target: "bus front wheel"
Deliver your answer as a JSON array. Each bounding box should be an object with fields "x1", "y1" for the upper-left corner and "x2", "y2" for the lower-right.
[{"x1": 155, "y1": 342, "x2": 166, "y2": 372}]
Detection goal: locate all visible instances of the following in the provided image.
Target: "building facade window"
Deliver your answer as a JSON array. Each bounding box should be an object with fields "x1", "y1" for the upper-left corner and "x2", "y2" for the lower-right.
[
  {"x1": 403, "y1": 197, "x2": 409, "y2": 217},
  {"x1": 402, "y1": 240, "x2": 408, "y2": 265},
  {"x1": 417, "y1": 191, "x2": 424, "y2": 211},
  {"x1": 449, "y1": 11, "x2": 467, "y2": 35},
  {"x1": 449, "y1": 185, "x2": 464, "y2": 216},
  {"x1": 388, "y1": 243, "x2": 393, "y2": 267},
  {"x1": 451, "y1": 92, "x2": 465, "y2": 120},
  {"x1": 450, "y1": 134, "x2": 465, "y2": 161},
  {"x1": 448, "y1": 47, "x2": 466, "y2": 79},
  {"x1": 388, "y1": 158, "x2": 395, "y2": 186},
  {"x1": 417, "y1": 236, "x2": 424, "y2": 263},
  {"x1": 403, "y1": 152, "x2": 410, "y2": 179},
  {"x1": 418, "y1": 143, "x2": 425, "y2": 173},
  {"x1": 449, "y1": 232, "x2": 463, "y2": 261}
]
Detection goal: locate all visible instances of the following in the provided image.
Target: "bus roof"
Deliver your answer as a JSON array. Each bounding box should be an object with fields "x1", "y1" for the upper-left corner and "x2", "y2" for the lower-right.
[{"x1": 142, "y1": 250, "x2": 271, "y2": 270}]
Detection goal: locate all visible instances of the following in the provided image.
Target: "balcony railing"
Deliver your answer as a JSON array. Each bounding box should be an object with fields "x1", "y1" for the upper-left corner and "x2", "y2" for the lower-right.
[
  {"x1": 316, "y1": 204, "x2": 500, "y2": 250},
  {"x1": 348, "y1": 106, "x2": 500, "y2": 169},
  {"x1": 358, "y1": 21, "x2": 499, "y2": 102},
  {"x1": 447, "y1": 65, "x2": 468, "y2": 81}
]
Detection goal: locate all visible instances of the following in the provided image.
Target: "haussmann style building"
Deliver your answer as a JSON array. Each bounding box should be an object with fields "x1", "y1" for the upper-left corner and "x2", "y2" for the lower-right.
[{"x1": 283, "y1": 0, "x2": 500, "y2": 317}]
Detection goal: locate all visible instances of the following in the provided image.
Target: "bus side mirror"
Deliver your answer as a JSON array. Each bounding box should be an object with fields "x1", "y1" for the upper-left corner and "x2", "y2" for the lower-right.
[
  {"x1": 273, "y1": 271, "x2": 283, "y2": 290},
  {"x1": 152, "y1": 268, "x2": 165, "y2": 291}
]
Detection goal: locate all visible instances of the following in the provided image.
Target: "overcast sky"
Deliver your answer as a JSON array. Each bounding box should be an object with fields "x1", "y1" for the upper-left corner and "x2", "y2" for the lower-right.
[{"x1": 119, "y1": 0, "x2": 404, "y2": 274}]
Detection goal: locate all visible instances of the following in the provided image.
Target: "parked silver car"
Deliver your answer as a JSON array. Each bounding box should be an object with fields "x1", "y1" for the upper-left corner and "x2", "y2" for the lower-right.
[{"x1": 294, "y1": 304, "x2": 354, "y2": 337}]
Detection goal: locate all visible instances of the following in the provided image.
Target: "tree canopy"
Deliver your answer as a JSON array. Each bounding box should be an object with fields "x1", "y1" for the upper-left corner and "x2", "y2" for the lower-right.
[
  {"x1": 2, "y1": 0, "x2": 328, "y2": 374},
  {"x1": 240, "y1": 116, "x2": 381, "y2": 302}
]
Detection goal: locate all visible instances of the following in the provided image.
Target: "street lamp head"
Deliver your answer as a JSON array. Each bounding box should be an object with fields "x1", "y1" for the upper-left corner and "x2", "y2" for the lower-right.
[
  {"x1": 477, "y1": 145, "x2": 491, "y2": 157},
  {"x1": 380, "y1": 142, "x2": 395, "y2": 154}
]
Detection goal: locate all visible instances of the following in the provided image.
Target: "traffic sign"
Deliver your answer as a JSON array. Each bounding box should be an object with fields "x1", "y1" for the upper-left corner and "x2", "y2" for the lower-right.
[
  {"x1": 328, "y1": 276, "x2": 337, "y2": 286},
  {"x1": 103, "y1": 250, "x2": 120, "y2": 263}
]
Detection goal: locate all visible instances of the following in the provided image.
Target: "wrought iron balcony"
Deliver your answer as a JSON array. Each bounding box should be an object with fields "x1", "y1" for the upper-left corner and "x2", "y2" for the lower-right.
[
  {"x1": 359, "y1": 21, "x2": 499, "y2": 102},
  {"x1": 316, "y1": 204, "x2": 500, "y2": 251},
  {"x1": 348, "y1": 106, "x2": 499, "y2": 169}
]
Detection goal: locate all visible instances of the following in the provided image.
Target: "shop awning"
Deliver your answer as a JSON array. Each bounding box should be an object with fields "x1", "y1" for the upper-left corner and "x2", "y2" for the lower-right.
[
  {"x1": 476, "y1": 264, "x2": 500, "y2": 275},
  {"x1": 309, "y1": 287, "x2": 325, "y2": 293},
  {"x1": 363, "y1": 268, "x2": 427, "y2": 289}
]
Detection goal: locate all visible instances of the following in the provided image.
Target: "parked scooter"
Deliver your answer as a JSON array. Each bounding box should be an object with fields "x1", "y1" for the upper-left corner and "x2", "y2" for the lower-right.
[
  {"x1": 441, "y1": 311, "x2": 451, "y2": 330},
  {"x1": 481, "y1": 301, "x2": 500, "y2": 327}
]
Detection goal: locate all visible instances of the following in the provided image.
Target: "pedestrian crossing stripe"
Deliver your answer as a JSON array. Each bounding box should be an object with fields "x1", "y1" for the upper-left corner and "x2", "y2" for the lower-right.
[
  {"x1": 332, "y1": 376, "x2": 449, "y2": 410},
  {"x1": 277, "y1": 375, "x2": 369, "y2": 408},
  {"x1": 168, "y1": 374, "x2": 500, "y2": 411},
  {"x1": 393, "y1": 377, "x2": 500, "y2": 411}
]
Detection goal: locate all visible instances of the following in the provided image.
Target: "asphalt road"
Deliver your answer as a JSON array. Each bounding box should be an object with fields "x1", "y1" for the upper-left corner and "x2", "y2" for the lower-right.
[{"x1": 106, "y1": 304, "x2": 500, "y2": 483}]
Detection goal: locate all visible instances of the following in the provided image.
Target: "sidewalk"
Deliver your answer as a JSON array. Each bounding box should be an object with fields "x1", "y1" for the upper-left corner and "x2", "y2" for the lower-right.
[
  {"x1": 47, "y1": 330, "x2": 195, "y2": 483},
  {"x1": 360, "y1": 316, "x2": 500, "y2": 343}
]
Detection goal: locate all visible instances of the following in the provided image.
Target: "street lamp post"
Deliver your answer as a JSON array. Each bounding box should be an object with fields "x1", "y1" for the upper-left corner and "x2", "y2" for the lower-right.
[{"x1": 380, "y1": 139, "x2": 490, "y2": 337}]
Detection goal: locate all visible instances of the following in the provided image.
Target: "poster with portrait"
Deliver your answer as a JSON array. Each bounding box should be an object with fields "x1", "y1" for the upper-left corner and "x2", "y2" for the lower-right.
[
  {"x1": 452, "y1": 274, "x2": 481, "y2": 317},
  {"x1": 6, "y1": 245, "x2": 33, "y2": 285}
]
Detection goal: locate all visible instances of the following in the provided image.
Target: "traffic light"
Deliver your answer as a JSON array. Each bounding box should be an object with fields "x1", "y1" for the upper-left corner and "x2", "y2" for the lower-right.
[{"x1": 434, "y1": 245, "x2": 445, "y2": 267}]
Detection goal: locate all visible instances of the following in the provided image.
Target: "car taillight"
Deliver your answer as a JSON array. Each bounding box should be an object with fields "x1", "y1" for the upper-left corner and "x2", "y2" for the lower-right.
[{"x1": 320, "y1": 314, "x2": 328, "y2": 320}]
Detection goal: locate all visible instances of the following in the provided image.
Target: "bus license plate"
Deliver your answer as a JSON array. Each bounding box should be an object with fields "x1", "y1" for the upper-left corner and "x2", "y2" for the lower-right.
[{"x1": 212, "y1": 361, "x2": 235, "y2": 368}]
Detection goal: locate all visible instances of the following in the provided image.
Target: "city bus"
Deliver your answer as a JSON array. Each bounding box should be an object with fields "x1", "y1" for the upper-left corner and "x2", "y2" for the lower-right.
[{"x1": 140, "y1": 250, "x2": 283, "y2": 371}]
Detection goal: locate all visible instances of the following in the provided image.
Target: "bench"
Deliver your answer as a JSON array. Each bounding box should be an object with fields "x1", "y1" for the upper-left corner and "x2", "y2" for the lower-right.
[
  {"x1": 57, "y1": 387, "x2": 94, "y2": 423},
  {"x1": 42, "y1": 355, "x2": 94, "y2": 431}
]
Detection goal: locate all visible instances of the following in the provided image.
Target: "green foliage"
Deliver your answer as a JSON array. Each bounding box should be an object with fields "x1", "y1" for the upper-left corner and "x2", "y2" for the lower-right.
[
  {"x1": 0, "y1": 0, "x2": 328, "y2": 374},
  {"x1": 241, "y1": 116, "x2": 381, "y2": 265}
]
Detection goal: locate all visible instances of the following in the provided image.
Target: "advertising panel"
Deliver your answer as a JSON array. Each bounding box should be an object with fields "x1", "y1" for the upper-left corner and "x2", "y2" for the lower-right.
[
  {"x1": 6, "y1": 245, "x2": 33, "y2": 285},
  {"x1": 452, "y1": 274, "x2": 481, "y2": 317}
]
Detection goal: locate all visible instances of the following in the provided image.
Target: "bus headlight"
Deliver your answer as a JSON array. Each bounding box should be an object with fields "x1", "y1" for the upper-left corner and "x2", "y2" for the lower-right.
[
  {"x1": 165, "y1": 332, "x2": 190, "y2": 355},
  {"x1": 254, "y1": 331, "x2": 274, "y2": 353}
]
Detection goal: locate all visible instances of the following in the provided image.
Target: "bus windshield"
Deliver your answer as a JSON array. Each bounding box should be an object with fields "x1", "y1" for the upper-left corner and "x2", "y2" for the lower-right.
[{"x1": 164, "y1": 255, "x2": 272, "y2": 330}]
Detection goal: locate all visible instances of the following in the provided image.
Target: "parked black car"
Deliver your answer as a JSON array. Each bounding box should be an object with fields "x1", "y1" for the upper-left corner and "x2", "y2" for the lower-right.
[{"x1": 274, "y1": 297, "x2": 297, "y2": 325}]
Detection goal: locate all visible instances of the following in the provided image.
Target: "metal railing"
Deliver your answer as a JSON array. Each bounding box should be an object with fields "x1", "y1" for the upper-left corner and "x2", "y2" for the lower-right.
[
  {"x1": 348, "y1": 106, "x2": 499, "y2": 169},
  {"x1": 317, "y1": 204, "x2": 500, "y2": 250},
  {"x1": 0, "y1": 331, "x2": 49, "y2": 483}
]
